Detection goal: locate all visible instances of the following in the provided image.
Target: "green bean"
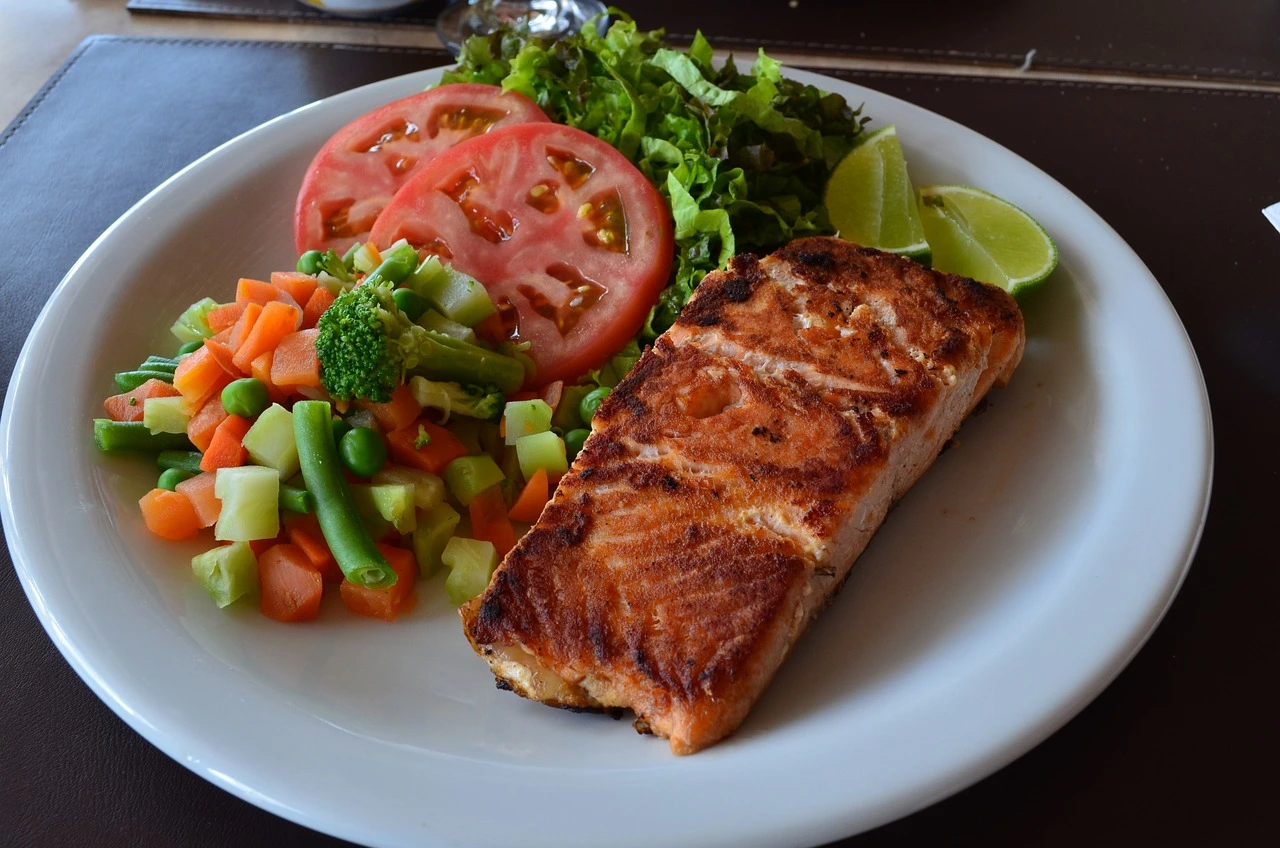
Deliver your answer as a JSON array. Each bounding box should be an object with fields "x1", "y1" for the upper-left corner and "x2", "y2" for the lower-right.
[
  {"x1": 331, "y1": 417, "x2": 353, "y2": 445},
  {"x1": 158, "y1": 468, "x2": 194, "y2": 491},
  {"x1": 279, "y1": 484, "x2": 314, "y2": 514},
  {"x1": 93, "y1": 420, "x2": 194, "y2": 453},
  {"x1": 140, "y1": 356, "x2": 181, "y2": 372},
  {"x1": 157, "y1": 450, "x2": 204, "y2": 474},
  {"x1": 176, "y1": 340, "x2": 203, "y2": 356},
  {"x1": 293, "y1": 400, "x2": 394, "y2": 587},
  {"x1": 114, "y1": 369, "x2": 175, "y2": 392}
]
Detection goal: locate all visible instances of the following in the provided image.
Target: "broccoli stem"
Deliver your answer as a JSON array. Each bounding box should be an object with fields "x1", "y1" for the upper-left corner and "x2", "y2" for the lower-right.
[
  {"x1": 293, "y1": 400, "x2": 395, "y2": 588},
  {"x1": 409, "y1": 330, "x2": 526, "y2": 393}
]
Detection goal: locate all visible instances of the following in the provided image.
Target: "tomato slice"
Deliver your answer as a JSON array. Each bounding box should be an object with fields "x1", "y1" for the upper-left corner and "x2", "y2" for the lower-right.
[
  {"x1": 294, "y1": 83, "x2": 550, "y2": 255},
  {"x1": 369, "y1": 123, "x2": 674, "y2": 388}
]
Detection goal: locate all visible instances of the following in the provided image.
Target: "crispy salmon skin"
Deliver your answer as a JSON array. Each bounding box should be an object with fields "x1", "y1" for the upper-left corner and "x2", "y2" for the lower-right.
[{"x1": 462, "y1": 237, "x2": 1025, "y2": 754}]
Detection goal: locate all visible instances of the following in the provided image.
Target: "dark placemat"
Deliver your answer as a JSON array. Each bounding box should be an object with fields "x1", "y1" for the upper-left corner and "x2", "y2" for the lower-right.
[
  {"x1": 127, "y1": 0, "x2": 1280, "y2": 81},
  {"x1": 128, "y1": 0, "x2": 443, "y2": 27},
  {"x1": 2, "y1": 35, "x2": 1278, "y2": 848}
]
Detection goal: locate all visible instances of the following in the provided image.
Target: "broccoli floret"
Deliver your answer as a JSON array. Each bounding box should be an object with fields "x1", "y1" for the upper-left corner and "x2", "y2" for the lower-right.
[
  {"x1": 316, "y1": 283, "x2": 527, "y2": 403},
  {"x1": 409, "y1": 377, "x2": 505, "y2": 423}
]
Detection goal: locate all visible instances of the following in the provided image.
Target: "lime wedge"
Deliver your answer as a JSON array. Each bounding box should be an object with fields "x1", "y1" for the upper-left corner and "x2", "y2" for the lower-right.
[
  {"x1": 917, "y1": 184, "x2": 1058, "y2": 297},
  {"x1": 825, "y1": 126, "x2": 931, "y2": 262}
]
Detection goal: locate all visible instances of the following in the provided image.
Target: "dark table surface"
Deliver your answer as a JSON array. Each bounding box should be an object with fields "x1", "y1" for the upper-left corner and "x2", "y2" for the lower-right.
[
  {"x1": 127, "y1": 0, "x2": 1280, "y2": 80},
  {"x1": 2, "y1": 33, "x2": 1278, "y2": 848}
]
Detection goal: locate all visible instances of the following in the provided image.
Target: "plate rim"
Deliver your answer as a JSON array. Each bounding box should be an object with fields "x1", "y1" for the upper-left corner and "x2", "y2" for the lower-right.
[{"x1": 0, "y1": 63, "x2": 1214, "y2": 847}]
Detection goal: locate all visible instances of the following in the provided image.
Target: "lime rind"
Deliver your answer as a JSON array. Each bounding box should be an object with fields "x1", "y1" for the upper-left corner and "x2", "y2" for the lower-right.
[
  {"x1": 917, "y1": 184, "x2": 1058, "y2": 297},
  {"x1": 825, "y1": 126, "x2": 931, "y2": 262}
]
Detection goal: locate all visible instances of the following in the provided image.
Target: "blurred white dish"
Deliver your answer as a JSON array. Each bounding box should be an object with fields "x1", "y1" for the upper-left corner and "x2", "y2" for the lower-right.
[{"x1": 295, "y1": 0, "x2": 424, "y2": 18}]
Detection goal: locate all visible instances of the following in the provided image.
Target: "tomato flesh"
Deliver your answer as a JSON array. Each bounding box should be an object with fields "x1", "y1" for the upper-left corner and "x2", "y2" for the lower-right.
[
  {"x1": 294, "y1": 84, "x2": 550, "y2": 255},
  {"x1": 369, "y1": 123, "x2": 673, "y2": 388}
]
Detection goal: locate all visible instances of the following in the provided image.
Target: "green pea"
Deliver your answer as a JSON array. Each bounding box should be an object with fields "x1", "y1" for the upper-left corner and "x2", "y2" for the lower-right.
[
  {"x1": 158, "y1": 467, "x2": 194, "y2": 491},
  {"x1": 564, "y1": 428, "x2": 590, "y2": 461},
  {"x1": 296, "y1": 249, "x2": 324, "y2": 275},
  {"x1": 331, "y1": 417, "x2": 352, "y2": 446},
  {"x1": 176, "y1": 340, "x2": 203, "y2": 356},
  {"x1": 340, "y1": 426, "x2": 387, "y2": 478},
  {"x1": 220, "y1": 378, "x2": 270, "y2": 418},
  {"x1": 392, "y1": 287, "x2": 429, "y2": 321},
  {"x1": 579, "y1": 386, "x2": 610, "y2": 424}
]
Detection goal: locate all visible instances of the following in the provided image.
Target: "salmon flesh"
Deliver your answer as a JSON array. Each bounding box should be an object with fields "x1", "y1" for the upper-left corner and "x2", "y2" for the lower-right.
[{"x1": 461, "y1": 236, "x2": 1026, "y2": 754}]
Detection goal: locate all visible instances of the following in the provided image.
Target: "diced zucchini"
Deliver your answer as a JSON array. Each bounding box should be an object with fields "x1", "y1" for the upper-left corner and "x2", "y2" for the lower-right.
[
  {"x1": 351, "y1": 242, "x2": 380, "y2": 274},
  {"x1": 214, "y1": 466, "x2": 280, "y2": 541},
  {"x1": 142, "y1": 396, "x2": 189, "y2": 435},
  {"x1": 443, "y1": 455, "x2": 505, "y2": 506},
  {"x1": 516, "y1": 431, "x2": 568, "y2": 480},
  {"x1": 442, "y1": 537, "x2": 498, "y2": 605},
  {"x1": 241, "y1": 403, "x2": 299, "y2": 479},
  {"x1": 364, "y1": 483, "x2": 417, "y2": 534},
  {"x1": 372, "y1": 466, "x2": 446, "y2": 510},
  {"x1": 349, "y1": 484, "x2": 411, "y2": 536},
  {"x1": 191, "y1": 542, "x2": 258, "y2": 608},
  {"x1": 416, "y1": 309, "x2": 477, "y2": 343},
  {"x1": 170, "y1": 297, "x2": 219, "y2": 343},
  {"x1": 503, "y1": 399, "x2": 553, "y2": 446},
  {"x1": 552, "y1": 385, "x2": 592, "y2": 431},
  {"x1": 411, "y1": 502, "x2": 461, "y2": 578},
  {"x1": 407, "y1": 256, "x2": 496, "y2": 327}
]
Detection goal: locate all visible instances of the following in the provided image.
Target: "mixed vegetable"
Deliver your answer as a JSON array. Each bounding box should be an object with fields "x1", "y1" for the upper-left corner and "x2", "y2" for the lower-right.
[{"x1": 92, "y1": 12, "x2": 877, "y2": 622}]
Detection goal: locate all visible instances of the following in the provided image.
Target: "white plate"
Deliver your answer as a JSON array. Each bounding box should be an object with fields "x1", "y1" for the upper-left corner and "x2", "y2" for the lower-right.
[{"x1": 0, "y1": 66, "x2": 1211, "y2": 847}]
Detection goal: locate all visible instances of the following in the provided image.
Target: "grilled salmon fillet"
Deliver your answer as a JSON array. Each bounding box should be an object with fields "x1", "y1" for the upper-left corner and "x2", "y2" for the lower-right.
[{"x1": 461, "y1": 236, "x2": 1025, "y2": 754}]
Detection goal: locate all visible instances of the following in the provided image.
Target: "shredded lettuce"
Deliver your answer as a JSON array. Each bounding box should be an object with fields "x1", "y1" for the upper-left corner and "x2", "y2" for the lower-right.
[{"x1": 442, "y1": 10, "x2": 867, "y2": 342}]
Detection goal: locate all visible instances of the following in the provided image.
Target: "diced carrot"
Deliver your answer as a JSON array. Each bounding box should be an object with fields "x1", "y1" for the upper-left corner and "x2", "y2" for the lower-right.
[
  {"x1": 365, "y1": 383, "x2": 421, "y2": 432},
  {"x1": 540, "y1": 380, "x2": 563, "y2": 413},
  {"x1": 386, "y1": 418, "x2": 467, "y2": 474},
  {"x1": 228, "y1": 301, "x2": 263, "y2": 353},
  {"x1": 206, "y1": 301, "x2": 246, "y2": 333},
  {"x1": 186, "y1": 396, "x2": 228, "y2": 453},
  {"x1": 470, "y1": 486, "x2": 516, "y2": 557},
  {"x1": 271, "y1": 271, "x2": 318, "y2": 307},
  {"x1": 175, "y1": 472, "x2": 220, "y2": 527},
  {"x1": 203, "y1": 337, "x2": 242, "y2": 377},
  {"x1": 270, "y1": 328, "x2": 322, "y2": 390},
  {"x1": 507, "y1": 467, "x2": 549, "y2": 524},
  {"x1": 249, "y1": 350, "x2": 289, "y2": 404},
  {"x1": 340, "y1": 543, "x2": 417, "y2": 621},
  {"x1": 103, "y1": 378, "x2": 179, "y2": 422},
  {"x1": 209, "y1": 326, "x2": 235, "y2": 346},
  {"x1": 199, "y1": 414, "x2": 252, "y2": 472},
  {"x1": 236, "y1": 277, "x2": 281, "y2": 307},
  {"x1": 284, "y1": 513, "x2": 340, "y2": 583},
  {"x1": 250, "y1": 536, "x2": 280, "y2": 557},
  {"x1": 233, "y1": 300, "x2": 302, "y2": 373},
  {"x1": 138, "y1": 488, "x2": 202, "y2": 541},
  {"x1": 302, "y1": 286, "x2": 336, "y2": 329},
  {"x1": 174, "y1": 344, "x2": 238, "y2": 411},
  {"x1": 259, "y1": 543, "x2": 324, "y2": 622}
]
